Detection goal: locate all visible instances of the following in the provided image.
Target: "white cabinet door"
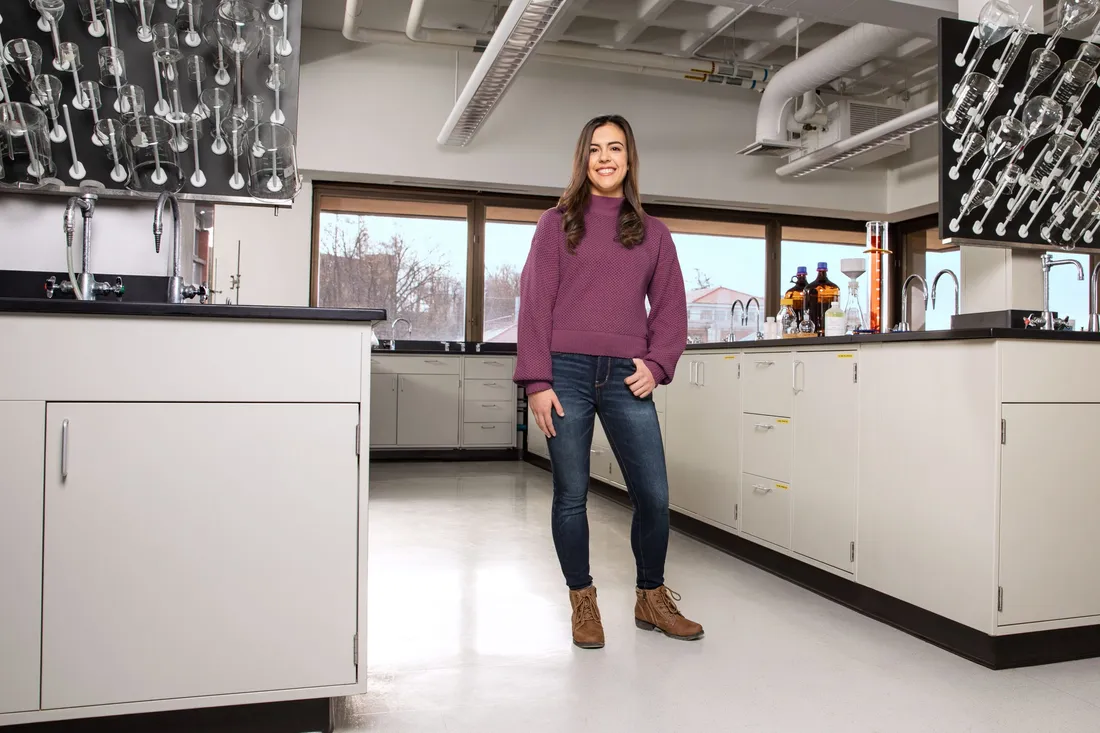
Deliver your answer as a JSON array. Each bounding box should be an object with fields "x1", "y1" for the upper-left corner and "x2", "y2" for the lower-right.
[
  {"x1": 999, "y1": 404, "x2": 1100, "y2": 625},
  {"x1": 370, "y1": 373, "x2": 398, "y2": 447},
  {"x1": 791, "y1": 351, "x2": 858, "y2": 572},
  {"x1": 41, "y1": 403, "x2": 360, "y2": 709},
  {"x1": 0, "y1": 402, "x2": 45, "y2": 715},
  {"x1": 397, "y1": 374, "x2": 461, "y2": 447},
  {"x1": 665, "y1": 353, "x2": 741, "y2": 528}
]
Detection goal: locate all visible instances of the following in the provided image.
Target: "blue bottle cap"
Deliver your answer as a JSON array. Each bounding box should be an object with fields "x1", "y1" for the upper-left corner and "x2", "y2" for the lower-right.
[
  {"x1": 817, "y1": 261, "x2": 828, "y2": 270},
  {"x1": 796, "y1": 267, "x2": 807, "y2": 275}
]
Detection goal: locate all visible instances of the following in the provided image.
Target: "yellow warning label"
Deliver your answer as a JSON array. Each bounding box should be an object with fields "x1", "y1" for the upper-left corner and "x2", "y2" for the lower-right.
[
  {"x1": 776, "y1": 419, "x2": 790, "y2": 424},
  {"x1": 776, "y1": 483, "x2": 789, "y2": 490},
  {"x1": 724, "y1": 355, "x2": 738, "y2": 360},
  {"x1": 837, "y1": 353, "x2": 854, "y2": 359}
]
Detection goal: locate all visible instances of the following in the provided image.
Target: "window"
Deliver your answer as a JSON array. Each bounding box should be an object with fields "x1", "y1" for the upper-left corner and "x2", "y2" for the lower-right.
[
  {"x1": 1046, "y1": 251, "x2": 1091, "y2": 328},
  {"x1": 483, "y1": 207, "x2": 543, "y2": 343},
  {"x1": 781, "y1": 227, "x2": 867, "y2": 328},
  {"x1": 314, "y1": 196, "x2": 468, "y2": 341},
  {"x1": 664, "y1": 218, "x2": 766, "y2": 344}
]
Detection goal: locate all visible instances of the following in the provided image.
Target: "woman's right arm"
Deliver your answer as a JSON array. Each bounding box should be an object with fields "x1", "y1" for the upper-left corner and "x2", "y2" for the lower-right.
[
  {"x1": 514, "y1": 211, "x2": 565, "y2": 437},
  {"x1": 513, "y1": 210, "x2": 562, "y2": 396}
]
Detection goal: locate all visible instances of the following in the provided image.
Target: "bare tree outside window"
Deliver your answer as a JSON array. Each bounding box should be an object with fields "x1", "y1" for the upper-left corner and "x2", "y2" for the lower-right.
[{"x1": 317, "y1": 212, "x2": 467, "y2": 340}]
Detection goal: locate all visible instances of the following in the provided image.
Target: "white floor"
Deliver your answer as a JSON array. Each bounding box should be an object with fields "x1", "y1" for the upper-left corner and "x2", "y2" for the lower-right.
[{"x1": 336, "y1": 461, "x2": 1100, "y2": 733}]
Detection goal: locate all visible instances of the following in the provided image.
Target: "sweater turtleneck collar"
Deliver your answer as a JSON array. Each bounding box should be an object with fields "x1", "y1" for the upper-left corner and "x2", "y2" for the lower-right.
[{"x1": 586, "y1": 194, "x2": 625, "y2": 216}]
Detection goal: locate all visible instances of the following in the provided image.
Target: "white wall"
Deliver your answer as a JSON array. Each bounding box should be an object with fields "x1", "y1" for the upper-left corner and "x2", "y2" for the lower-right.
[
  {"x1": 296, "y1": 30, "x2": 886, "y2": 219},
  {"x1": 209, "y1": 181, "x2": 313, "y2": 307},
  {"x1": 0, "y1": 195, "x2": 194, "y2": 277},
  {"x1": 885, "y1": 127, "x2": 938, "y2": 219}
]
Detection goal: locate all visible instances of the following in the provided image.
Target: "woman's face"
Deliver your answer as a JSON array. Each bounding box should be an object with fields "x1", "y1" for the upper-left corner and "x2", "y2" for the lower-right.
[{"x1": 587, "y1": 123, "x2": 628, "y2": 198}]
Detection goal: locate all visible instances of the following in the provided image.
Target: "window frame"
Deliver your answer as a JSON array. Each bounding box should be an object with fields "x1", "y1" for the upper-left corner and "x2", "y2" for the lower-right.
[{"x1": 310, "y1": 182, "x2": 869, "y2": 341}]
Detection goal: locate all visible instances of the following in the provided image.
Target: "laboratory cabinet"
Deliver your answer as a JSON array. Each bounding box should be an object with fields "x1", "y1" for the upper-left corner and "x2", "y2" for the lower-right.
[
  {"x1": 40, "y1": 402, "x2": 360, "y2": 709},
  {"x1": 397, "y1": 374, "x2": 462, "y2": 447},
  {"x1": 664, "y1": 352, "x2": 741, "y2": 529},
  {"x1": 0, "y1": 402, "x2": 45, "y2": 715},
  {"x1": 370, "y1": 373, "x2": 399, "y2": 447},
  {"x1": 0, "y1": 312, "x2": 373, "y2": 726}
]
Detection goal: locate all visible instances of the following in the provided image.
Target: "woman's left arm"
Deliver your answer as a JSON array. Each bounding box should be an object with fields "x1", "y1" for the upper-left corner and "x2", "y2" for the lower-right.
[{"x1": 642, "y1": 228, "x2": 688, "y2": 385}]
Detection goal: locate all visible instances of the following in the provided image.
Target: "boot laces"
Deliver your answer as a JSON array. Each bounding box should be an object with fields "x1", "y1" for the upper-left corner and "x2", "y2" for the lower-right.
[
  {"x1": 576, "y1": 593, "x2": 600, "y2": 623},
  {"x1": 654, "y1": 587, "x2": 684, "y2": 618}
]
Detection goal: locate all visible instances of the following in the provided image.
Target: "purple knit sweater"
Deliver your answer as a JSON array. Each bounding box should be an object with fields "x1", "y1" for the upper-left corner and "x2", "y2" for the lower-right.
[{"x1": 513, "y1": 195, "x2": 688, "y2": 396}]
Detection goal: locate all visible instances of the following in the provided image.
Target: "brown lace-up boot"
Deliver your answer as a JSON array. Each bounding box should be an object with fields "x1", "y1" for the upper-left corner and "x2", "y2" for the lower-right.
[
  {"x1": 569, "y1": 586, "x2": 605, "y2": 649},
  {"x1": 635, "y1": 586, "x2": 704, "y2": 641}
]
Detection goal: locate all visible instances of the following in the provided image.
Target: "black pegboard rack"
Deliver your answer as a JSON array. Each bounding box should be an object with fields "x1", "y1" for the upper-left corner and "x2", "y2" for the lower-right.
[
  {"x1": 0, "y1": 0, "x2": 301, "y2": 207},
  {"x1": 938, "y1": 16, "x2": 1100, "y2": 252}
]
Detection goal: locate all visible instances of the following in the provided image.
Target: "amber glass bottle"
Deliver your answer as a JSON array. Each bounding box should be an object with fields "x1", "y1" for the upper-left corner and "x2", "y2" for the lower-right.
[
  {"x1": 805, "y1": 262, "x2": 840, "y2": 337},
  {"x1": 783, "y1": 267, "x2": 809, "y2": 322}
]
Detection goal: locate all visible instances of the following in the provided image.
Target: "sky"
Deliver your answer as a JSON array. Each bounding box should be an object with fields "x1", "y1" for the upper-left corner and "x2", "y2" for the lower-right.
[{"x1": 324, "y1": 213, "x2": 1095, "y2": 333}]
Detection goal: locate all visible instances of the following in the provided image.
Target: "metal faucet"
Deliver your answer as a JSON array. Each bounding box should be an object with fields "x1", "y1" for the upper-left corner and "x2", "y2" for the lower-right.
[
  {"x1": 1090, "y1": 261, "x2": 1100, "y2": 332},
  {"x1": 931, "y1": 269, "x2": 960, "y2": 320},
  {"x1": 390, "y1": 318, "x2": 411, "y2": 350},
  {"x1": 728, "y1": 299, "x2": 745, "y2": 341},
  {"x1": 745, "y1": 296, "x2": 764, "y2": 340},
  {"x1": 894, "y1": 274, "x2": 928, "y2": 332},
  {"x1": 154, "y1": 192, "x2": 207, "y2": 304},
  {"x1": 45, "y1": 193, "x2": 125, "y2": 301},
  {"x1": 1030, "y1": 253, "x2": 1084, "y2": 331}
]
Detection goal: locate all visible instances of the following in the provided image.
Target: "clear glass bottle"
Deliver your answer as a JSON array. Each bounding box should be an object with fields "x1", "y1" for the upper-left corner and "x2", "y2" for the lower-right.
[
  {"x1": 778, "y1": 298, "x2": 798, "y2": 335},
  {"x1": 844, "y1": 279, "x2": 866, "y2": 334},
  {"x1": 798, "y1": 311, "x2": 815, "y2": 335}
]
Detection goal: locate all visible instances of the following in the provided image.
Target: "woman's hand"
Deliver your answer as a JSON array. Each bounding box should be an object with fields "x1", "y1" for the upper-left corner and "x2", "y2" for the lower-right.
[
  {"x1": 530, "y1": 388, "x2": 565, "y2": 438},
  {"x1": 625, "y1": 359, "x2": 655, "y2": 398}
]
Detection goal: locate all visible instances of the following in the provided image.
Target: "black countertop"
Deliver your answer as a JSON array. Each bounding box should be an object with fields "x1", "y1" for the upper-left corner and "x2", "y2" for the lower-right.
[
  {"x1": 685, "y1": 328, "x2": 1100, "y2": 350},
  {"x1": 0, "y1": 297, "x2": 387, "y2": 323},
  {"x1": 372, "y1": 340, "x2": 518, "y2": 355}
]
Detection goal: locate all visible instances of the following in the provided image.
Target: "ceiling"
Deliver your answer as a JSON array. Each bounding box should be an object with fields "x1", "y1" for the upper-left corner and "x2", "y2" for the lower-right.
[{"x1": 307, "y1": 0, "x2": 950, "y2": 99}]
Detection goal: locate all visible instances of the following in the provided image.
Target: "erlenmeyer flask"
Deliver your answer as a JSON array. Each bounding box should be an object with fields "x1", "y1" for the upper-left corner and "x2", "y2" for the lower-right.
[
  {"x1": 1021, "y1": 95, "x2": 1064, "y2": 140},
  {"x1": 1012, "y1": 48, "x2": 1060, "y2": 113},
  {"x1": 956, "y1": 0, "x2": 1020, "y2": 79},
  {"x1": 950, "y1": 131, "x2": 985, "y2": 179},
  {"x1": 1047, "y1": 0, "x2": 1100, "y2": 49},
  {"x1": 971, "y1": 115, "x2": 1027, "y2": 182},
  {"x1": 214, "y1": 2, "x2": 264, "y2": 120},
  {"x1": 951, "y1": 179, "x2": 996, "y2": 232},
  {"x1": 944, "y1": 72, "x2": 996, "y2": 134}
]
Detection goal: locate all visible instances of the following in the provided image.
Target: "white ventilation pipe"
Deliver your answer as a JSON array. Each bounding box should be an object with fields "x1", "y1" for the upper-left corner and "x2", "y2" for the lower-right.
[
  {"x1": 405, "y1": 0, "x2": 429, "y2": 41},
  {"x1": 754, "y1": 23, "x2": 915, "y2": 145},
  {"x1": 774, "y1": 101, "x2": 937, "y2": 177}
]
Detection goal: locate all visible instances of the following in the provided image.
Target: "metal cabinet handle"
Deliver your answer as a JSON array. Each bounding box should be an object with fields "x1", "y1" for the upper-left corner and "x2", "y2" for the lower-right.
[
  {"x1": 425, "y1": 359, "x2": 445, "y2": 365},
  {"x1": 484, "y1": 360, "x2": 504, "y2": 365},
  {"x1": 753, "y1": 423, "x2": 774, "y2": 431},
  {"x1": 484, "y1": 381, "x2": 500, "y2": 387},
  {"x1": 697, "y1": 361, "x2": 705, "y2": 387},
  {"x1": 61, "y1": 419, "x2": 69, "y2": 481},
  {"x1": 793, "y1": 360, "x2": 805, "y2": 394},
  {"x1": 755, "y1": 360, "x2": 775, "y2": 367},
  {"x1": 481, "y1": 404, "x2": 499, "y2": 408},
  {"x1": 481, "y1": 425, "x2": 497, "y2": 430},
  {"x1": 752, "y1": 484, "x2": 772, "y2": 494},
  {"x1": 689, "y1": 361, "x2": 697, "y2": 385}
]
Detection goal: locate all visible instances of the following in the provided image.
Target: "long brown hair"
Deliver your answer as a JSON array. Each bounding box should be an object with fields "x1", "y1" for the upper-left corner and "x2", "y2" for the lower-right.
[{"x1": 558, "y1": 115, "x2": 646, "y2": 254}]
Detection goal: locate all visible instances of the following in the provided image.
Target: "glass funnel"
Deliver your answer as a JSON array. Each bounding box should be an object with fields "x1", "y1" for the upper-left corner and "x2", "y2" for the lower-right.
[
  {"x1": 215, "y1": 2, "x2": 265, "y2": 119},
  {"x1": 78, "y1": 0, "x2": 108, "y2": 38},
  {"x1": 30, "y1": 74, "x2": 65, "y2": 142},
  {"x1": 202, "y1": 21, "x2": 232, "y2": 86},
  {"x1": 35, "y1": 0, "x2": 67, "y2": 72},
  {"x1": 956, "y1": 1, "x2": 1020, "y2": 81},
  {"x1": 951, "y1": 178, "x2": 996, "y2": 232},
  {"x1": 1047, "y1": 0, "x2": 1100, "y2": 49},
  {"x1": 201, "y1": 86, "x2": 232, "y2": 154},
  {"x1": 122, "y1": 0, "x2": 158, "y2": 43}
]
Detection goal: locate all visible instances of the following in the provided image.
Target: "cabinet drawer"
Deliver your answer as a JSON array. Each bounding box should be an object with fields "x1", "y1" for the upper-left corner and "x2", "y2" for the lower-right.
[
  {"x1": 741, "y1": 413, "x2": 793, "y2": 482},
  {"x1": 465, "y1": 379, "x2": 514, "y2": 401},
  {"x1": 741, "y1": 472, "x2": 791, "y2": 549},
  {"x1": 373, "y1": 355, "x2": 461, "y2": 375},
  {"x1": 464, "y1": 357, "x2": 514, "y2": 380},
  {"x1": 742, "y1": 352, "x2": 793, "y2": 417},
  {"x1": 465, "y1": 400, "x2": 512, "y2": 423},
  {"x1": 462, "y1": 422, "x2": 514, "y2": 446}
]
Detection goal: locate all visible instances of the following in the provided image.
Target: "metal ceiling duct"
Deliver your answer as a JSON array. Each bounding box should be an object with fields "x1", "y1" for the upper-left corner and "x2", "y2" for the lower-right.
[{"x1": 437, "y1": 0, "x2": 576, "y2": 147}]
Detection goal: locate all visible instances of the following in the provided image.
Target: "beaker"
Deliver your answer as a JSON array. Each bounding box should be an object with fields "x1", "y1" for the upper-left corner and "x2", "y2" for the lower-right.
[
  {"x1": 124, "y1": 115, "x2": 182, "y2": 191},
  {"x1": 78, "y1": 0, "x2": 107, "y2": 38},
  {"x1": 267, "y1": 63, "x2": 286, "y2": 124},
  {"x1": 97, "y1": 46, "x2": 127, "y2": 95},
  {"x1": 246, "y1": 122, "x2": 299, "y2": 200},
  {"x1": 118, "y1": 83, "x2": 146, "y2": 124},
  {"x1": 1012, "y1": 48, "x2": 1060, "y2": 113},
  {"x1": 1050, "y1": 59, "x2": 1096, "y2": 109},
  {"x1": 7, "y1": 39, "x2": 43, "y2": 105},
  {"x1": 80, "y1": 81, "x2": 105, "y2": 145},
  {"x1": 951, "y1": 179, "x2": 996, "y2": 232},
  {"x1": 943, "y1": 72, "x2": 995, "y2": 135},
  {"x1": 58, "y1": 43, "x2": 86, "y2": 110},
  {"x1": 35, "y1": 0, "x2": 67, "y2": 72},
  {"x1": 0, "y1": 102, "x2": 54, "y2": 183},
  {"x1": 187, "y1": 55, "x2": 209, "y2": 118},
  {"x1": 949, "y1": 131, "x2": 984, "y2": 180},
  {"x1": 176, "y1": 0, "x2": 203, "y2": 48},
  {"x1": 30, "y1": 74, "x2": 65, "y2": 142},
  {"x1": 200, "y1": 86, "x2": 231, "y2": 154}
]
